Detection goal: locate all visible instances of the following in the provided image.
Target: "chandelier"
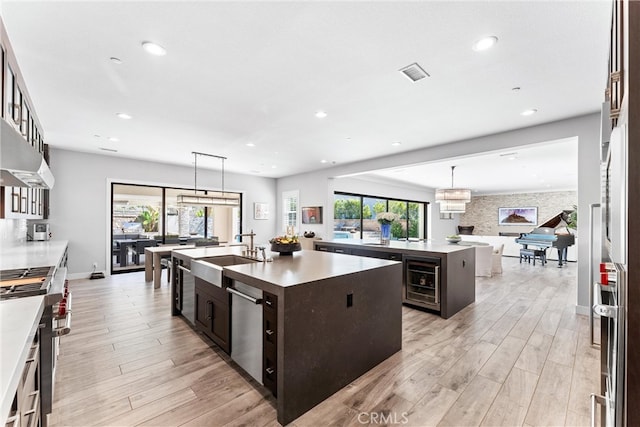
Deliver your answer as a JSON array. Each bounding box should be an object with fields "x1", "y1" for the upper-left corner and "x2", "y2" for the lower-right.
[
  {"x1": 177, "y1": 152, "x2": 240, "y2": 207},
  {"x1": 435, "y1": 166, "x2": 471, "y2": 213}
]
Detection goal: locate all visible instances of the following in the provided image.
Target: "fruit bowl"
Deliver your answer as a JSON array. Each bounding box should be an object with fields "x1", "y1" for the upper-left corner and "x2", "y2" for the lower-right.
[
  {"x1": 270, "y1": 242, "x2": 302, "y2": 255},
  {"x1": 269, "y1": 236, "x2": 302, "y2": 255}
]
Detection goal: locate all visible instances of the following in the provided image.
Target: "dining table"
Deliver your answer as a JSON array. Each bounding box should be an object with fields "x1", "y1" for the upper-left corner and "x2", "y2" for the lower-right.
[{"x1": 144, "y1": 244, "x2": 195, "y2": 288}]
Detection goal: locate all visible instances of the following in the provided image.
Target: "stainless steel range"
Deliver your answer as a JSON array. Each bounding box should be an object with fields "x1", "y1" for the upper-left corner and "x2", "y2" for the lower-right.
[
  {"x1": 0, "y1": 261, "x2": 71, "y2": 427},
  {"x1": 0, "y1": 266, "x2": 56, "y2": 299}
]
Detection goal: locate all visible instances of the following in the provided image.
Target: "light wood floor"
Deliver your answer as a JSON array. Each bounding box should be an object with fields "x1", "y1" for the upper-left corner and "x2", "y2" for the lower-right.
[{"x1": 49, "y1": 257, "x2": 599, "y2": 426}]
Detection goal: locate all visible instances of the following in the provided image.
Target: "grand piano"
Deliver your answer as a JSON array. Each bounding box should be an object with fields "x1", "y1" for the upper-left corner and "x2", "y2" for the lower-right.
[{"x1": 515, "y1": 211, "x2": 576, "y2": 267}]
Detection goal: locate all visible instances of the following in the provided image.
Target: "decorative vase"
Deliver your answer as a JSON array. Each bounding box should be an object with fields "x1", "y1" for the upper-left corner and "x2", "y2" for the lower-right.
[{"x1": 380, "y1": 223, "x2": 391, "y2": 245}]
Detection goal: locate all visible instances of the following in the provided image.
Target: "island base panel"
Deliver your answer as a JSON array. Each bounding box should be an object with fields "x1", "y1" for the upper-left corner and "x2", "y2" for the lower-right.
[{"x1": 278, "y1": 263, "x2": 402, "y2": 425}]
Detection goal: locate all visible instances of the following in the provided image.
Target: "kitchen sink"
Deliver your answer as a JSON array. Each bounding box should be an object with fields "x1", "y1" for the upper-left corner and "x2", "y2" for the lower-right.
[
  {"x1": 200, "y1": 255, "x2": 257, "y2": 267},
  {"x1": 191, "y1": 255, "x2": 257, "y2": 287}
]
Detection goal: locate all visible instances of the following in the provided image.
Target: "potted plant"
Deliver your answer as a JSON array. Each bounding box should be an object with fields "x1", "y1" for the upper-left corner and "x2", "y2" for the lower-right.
[{"x1": 567, "y1": 205, "x2": 577, "y2": 233}]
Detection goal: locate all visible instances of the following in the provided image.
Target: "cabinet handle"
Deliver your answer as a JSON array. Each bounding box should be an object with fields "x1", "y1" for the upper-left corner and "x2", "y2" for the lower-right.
[
  {"x1": 266, "y1": 367, "x2": 275, "y2": 375},
  {"x1": 264, "y1": 299, "x2": 273, "y2": 307},
  {"x1": 206, "y1": 301, "x2": 213, "y2": 320},
  {"x1": 266, "y1": 329, "x2": 274, "y2": 336}
]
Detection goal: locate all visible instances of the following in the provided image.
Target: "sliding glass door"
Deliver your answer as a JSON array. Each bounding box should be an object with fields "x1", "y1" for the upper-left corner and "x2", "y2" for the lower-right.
[{"x1": 111, "y1": 183, "x2": 242, "y2": 274}]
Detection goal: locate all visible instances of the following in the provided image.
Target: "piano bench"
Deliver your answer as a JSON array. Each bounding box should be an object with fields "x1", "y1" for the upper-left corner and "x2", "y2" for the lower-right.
[{"x1": 520, "y1": 248, "x2": 546, "y2": 266}]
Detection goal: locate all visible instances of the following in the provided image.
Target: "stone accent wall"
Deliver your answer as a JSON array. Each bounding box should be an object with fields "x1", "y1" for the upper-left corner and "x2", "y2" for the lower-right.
[{"x1": 459, "y1": 191, "x2": 577, "y2": 236}]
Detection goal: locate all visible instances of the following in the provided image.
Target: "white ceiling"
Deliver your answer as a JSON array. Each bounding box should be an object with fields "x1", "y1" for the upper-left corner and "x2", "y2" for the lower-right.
[
  {"x1": 352, "y1": 137, "x2": 578, "y2": 195},
  {"x1": 1, "y1": 1, "x2": 611, "y2": 193}
]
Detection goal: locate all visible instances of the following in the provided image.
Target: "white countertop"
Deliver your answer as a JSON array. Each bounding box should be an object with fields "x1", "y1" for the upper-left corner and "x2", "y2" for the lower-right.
[
  {"x1": 0, "y1": 240, "x2": 69, "y2": 270},
  {"x1": 0, "y1": 296, "x2": 44, "y2": 425},
  {"x1": 0, "y1": 240, "x2": 69, "y2": 423}
]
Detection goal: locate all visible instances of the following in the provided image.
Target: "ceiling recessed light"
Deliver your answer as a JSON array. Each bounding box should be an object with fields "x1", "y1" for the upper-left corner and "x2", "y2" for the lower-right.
[
  {"x1": 320, "y1": 159, "x2": 328, "y2": 164},
  {"x1": 110, "y1": 57, "x2": 122, "y2": 64},
  {"x1": 108, "y1": 137, "x2": 119, "y2": 142},
  {"x1": 472, "y1": 35, "x2": 498, "y2": 51},
  {"x1": 391, "y1": 141, "x2": 402, "y2": 147},
  {"x1": 521, "y1": 109, "x2": 538, "y2": 116},
  {"x1": 271, "y1": 165, "x2": 277, "y2": 169},
  {"x1": 315, "y1": 111, "x2": 327, "y2": 119},
  {"x1": 246, "y1": 143, "x2": 255, "y2": 147},
  {"x1": 141, "y1": 41, "x2": 167, "y2": 56},
  {"x1": 116, "y1": 112, "x2": 132, "y2": 120}
]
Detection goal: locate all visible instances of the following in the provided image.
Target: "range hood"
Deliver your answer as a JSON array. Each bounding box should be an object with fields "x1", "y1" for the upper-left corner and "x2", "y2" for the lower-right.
[{"x1": 0, "y1": 119, "x2": 55, "y2": 189}]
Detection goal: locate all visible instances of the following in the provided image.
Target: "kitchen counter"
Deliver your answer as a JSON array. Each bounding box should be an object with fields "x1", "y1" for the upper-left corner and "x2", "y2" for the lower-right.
[
  {"x1": 0, "y1": 240, "x2": 69, "y2": 425},
  {"x1": 224, "y1": 249, "x2": 398, "y2": 289},
  {"x1": 0, "y1": 296, "x2": 44, "y2": 425},
  {"x1": 315, "y1": 239, "x2": 476, "y2": 319},
  {"x1": 314, "y1": 238, "x2": 473, "y2": 255},
  {"x1": 0, "y1": 240, "x2": 69, "y2": 270},
  {"x1": 173, "y1": 246, "x2": 402, "y2": 425}
]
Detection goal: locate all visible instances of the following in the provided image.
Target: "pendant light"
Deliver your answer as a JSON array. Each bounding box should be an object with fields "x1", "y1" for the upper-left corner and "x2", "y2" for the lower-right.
[
  {"x1": 176, "y1": 152, "x2": 240, "y2": 207},
  {"x1": 435, "y1": 166, "x2": 471, "y2": 213}
]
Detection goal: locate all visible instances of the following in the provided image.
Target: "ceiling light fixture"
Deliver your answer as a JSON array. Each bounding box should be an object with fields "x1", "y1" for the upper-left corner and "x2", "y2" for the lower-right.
[
  {"x1": 315, "y1": 111, "x2": 327, "y2": 118},
  {"x1": 176, "y1": 152, "x2": 240, "y2": 207},
  {"x1": 391, "y1": 141, "x2": 402, "y2": 146},
  {"x1": 472, "y1": 35, "x2": 498, "y2": 51},
  {"x1": 435, "y1": 166, "x2": 471, "y2": 213},
  {"x1": 521, "y1": 108, "x2": 538, "y2": 116},
  {"x1": 116, "y1": 112, "x2": 132, "y2": 120},
  {"x1": 246, "y1": 143, "x2": 255, "y2": 147},
  {"x1": 320, "y1": 159, "x2": 328, "y2": 164},
  {"x1": 141, "y1": 41, "x2": 167, "y2": 56}
]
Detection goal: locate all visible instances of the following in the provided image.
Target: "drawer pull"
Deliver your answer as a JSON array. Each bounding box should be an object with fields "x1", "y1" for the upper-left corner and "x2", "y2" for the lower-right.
[
  {"x1": 265, "y1": 329, "x2": 274, "y2": 336},
  {"x1": 266, "y1": 367, "x2": 275, "y2": 375}
]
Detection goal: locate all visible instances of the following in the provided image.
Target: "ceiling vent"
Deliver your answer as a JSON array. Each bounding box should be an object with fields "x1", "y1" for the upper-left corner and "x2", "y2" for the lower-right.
[{"x1": 399, "y1": 63, "x2": 430, "y2": 82}]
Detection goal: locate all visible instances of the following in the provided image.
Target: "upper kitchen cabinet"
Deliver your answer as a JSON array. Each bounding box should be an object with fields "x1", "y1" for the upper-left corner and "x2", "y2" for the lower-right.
[{"x1": 0, "y1": 19, "x2": 53, "y2": 219}]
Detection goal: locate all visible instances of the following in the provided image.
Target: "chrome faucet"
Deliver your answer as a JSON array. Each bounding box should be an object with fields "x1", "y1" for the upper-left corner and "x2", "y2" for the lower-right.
[{"x1": 235, "y1": 230, "x2": 257, "y2": 258}]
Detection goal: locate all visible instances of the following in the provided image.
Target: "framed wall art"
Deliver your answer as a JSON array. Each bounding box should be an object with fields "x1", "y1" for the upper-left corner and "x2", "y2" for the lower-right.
[
  {"x1": 302, "y1": 206, "x2": 323, "y2": 224},
  {"x1": 498, "y1": 207, "x2": 537, "y2": 226},
  {"x1": 254, "y1": 202, "x2": 269, "y2": 220}
]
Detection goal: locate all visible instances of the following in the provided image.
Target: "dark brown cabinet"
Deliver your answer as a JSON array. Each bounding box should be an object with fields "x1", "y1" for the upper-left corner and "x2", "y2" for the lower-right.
[
  {"x1": 194, "y1": 278, "x2": 230, "y2": 354},
  {"x1": 262, "y1": 291, "x2": 278, "y2": 397}
]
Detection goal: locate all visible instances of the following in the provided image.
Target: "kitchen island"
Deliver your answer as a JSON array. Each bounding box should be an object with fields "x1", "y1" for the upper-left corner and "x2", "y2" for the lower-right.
[
  {"x1": 315, "y1": 239, "x2": 476, "y2": 318},
  {"x1": 171, "y1": 247, "x2": 402, "y2": 425}
]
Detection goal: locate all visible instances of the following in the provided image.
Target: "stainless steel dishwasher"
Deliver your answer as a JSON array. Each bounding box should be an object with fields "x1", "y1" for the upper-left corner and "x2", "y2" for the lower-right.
[{"x1": 227, "y1": 281, "x2": 263, "y2": 383}]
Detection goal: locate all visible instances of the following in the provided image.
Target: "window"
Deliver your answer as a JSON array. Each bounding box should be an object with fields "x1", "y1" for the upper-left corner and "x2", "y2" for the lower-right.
[
  {"x1": 334, "y1": 192, "x2": 428, "y2": 240},
  {"x1": 282, "y1": 190, "x2": 299, "y2": 233}
]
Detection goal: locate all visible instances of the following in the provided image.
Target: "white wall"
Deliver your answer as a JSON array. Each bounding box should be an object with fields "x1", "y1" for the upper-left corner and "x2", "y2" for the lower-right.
[{"x1": 48, "y1": 149, "x2": 277, "y2": 277}]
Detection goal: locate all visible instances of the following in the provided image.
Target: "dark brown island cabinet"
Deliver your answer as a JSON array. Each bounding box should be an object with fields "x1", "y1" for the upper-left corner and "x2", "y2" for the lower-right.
[
  {"x1": 194, "y1": 277, "x2": 231, "y2": 353},
  {"x1": 170, "y1": 246, "x2": 402, "y2": 425},
  {"x1": 314, "y1": 239, "x2": 476, "y2": 319}
]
